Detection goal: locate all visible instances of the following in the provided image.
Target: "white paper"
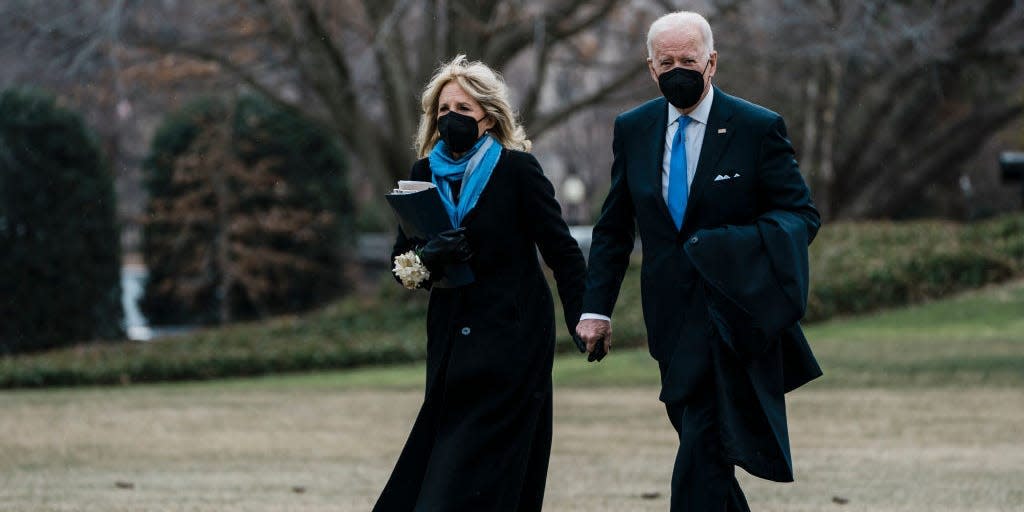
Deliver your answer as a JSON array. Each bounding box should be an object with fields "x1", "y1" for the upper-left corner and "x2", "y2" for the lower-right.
[{"x1": 391, "y1": 180, "x2": 437, "y2": 194}]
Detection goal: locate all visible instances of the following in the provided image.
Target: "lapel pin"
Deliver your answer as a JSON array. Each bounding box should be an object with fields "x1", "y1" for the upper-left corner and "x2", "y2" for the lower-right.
[{"x1": 717, "y1": 128, "x2": 727, "y2": 134}]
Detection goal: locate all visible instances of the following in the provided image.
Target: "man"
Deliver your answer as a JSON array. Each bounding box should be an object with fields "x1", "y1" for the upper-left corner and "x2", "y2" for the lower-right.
[{"x1": 576, "y1": 11, "x2": 823, "y2": 511}]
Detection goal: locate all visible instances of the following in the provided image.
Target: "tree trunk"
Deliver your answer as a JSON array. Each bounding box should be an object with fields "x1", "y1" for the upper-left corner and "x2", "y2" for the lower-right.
[
  {"x1": 210, "y1": 119, "x2": 234, "y2": 325},
  {"x1": 800, "y1": 64, "x2": 821, "y2": 201},
  {"x1": 816, "y1": 56, "x2": 841, "y2": 221},
  {"x1": 835, "y1": 104, "x2": 1024, "y2": 218}
]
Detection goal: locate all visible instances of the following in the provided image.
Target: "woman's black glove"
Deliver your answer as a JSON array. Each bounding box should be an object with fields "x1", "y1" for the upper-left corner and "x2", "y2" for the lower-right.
[{"x1": 418, "y1": 227, "x2": 473, "y2": 275}]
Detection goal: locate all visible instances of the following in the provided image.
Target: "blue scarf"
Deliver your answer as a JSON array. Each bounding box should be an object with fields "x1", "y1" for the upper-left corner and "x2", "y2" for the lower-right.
[{"x1": 428, "y1": 134, "x2": 503, "y2": 228}]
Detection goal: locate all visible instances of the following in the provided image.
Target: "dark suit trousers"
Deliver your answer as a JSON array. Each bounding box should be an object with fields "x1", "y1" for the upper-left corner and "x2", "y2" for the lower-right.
[{"x1": 665, "y1": 375, "x2": 750, "y2": 512}]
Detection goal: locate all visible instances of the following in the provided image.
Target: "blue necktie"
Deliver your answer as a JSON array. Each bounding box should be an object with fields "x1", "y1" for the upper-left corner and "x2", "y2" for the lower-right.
[{"x1": 667, "y1": 116, "x2": 691, "y2": 230}]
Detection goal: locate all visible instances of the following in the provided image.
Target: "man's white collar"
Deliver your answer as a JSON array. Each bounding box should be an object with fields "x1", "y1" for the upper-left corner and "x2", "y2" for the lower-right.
[{"x1": 667, "y1": 87, "x2": 714, "y2": 126}]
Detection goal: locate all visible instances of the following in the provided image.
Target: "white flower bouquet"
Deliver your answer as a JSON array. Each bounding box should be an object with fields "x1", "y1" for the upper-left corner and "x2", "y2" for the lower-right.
[{"x1": 393, "y1": 250, "x2": 431, "y2": 289}]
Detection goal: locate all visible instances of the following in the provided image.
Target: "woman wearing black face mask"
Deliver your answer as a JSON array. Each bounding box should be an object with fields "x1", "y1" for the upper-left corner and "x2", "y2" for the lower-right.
[{"x1": 373, "y1": 54, "x2": 586, "y2": 512}]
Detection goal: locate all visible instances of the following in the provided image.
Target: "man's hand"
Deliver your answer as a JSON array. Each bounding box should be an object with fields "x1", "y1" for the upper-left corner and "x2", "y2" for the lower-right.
[{"x1": 575, "y1": 319, "x2": 612, "y2": 362}]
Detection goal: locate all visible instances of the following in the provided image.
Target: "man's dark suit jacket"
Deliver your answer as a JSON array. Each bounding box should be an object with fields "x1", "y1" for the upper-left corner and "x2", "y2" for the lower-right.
[{"x1": 583, "y1": 87, "x2": 822, "y2": 482}]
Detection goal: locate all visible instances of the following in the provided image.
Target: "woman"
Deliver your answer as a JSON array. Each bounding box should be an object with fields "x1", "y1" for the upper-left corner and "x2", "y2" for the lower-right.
[{"x1": 373, "y1": 55, "x2": 586, "y2": 511}]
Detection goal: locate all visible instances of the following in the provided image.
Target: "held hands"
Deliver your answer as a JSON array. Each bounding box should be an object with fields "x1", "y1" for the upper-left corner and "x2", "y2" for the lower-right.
[
  {"x1": 418, "y1": 227, "x2": 473, "y2": 274},
  {"x1": 575, "y1": 319, "x2": 612, "y2": 362}
]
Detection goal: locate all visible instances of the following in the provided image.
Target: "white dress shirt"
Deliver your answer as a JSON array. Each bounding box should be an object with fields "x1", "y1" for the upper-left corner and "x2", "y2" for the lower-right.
[
  {"x1": 662, "y1": 87, "x2": 713, "y2": 202},
  {"x1": 580, "y1": 88, "x2": 716, "y2": 325}
]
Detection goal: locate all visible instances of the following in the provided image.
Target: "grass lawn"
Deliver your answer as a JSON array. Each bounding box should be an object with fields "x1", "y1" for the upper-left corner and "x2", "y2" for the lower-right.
[
  {"x1": 166, "y1": 277, "x2": 1024, "y2": 391},
  {"x1": 2, "y1": 280, "x2": 1023, "y2": 510},
  {"x1": 1, "y1": 386, "x2": 1021, "y2": 511}
]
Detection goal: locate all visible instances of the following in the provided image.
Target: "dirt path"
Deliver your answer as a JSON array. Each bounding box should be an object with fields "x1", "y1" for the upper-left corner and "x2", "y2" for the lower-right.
[{"x1": 1, "y1": 385, "x2": 1021, "y2": 511}]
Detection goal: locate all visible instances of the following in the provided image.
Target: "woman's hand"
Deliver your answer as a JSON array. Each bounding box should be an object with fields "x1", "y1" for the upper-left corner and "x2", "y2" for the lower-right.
[{"x1": 418, "y1": 227, "x2": 473, "y2": 273}]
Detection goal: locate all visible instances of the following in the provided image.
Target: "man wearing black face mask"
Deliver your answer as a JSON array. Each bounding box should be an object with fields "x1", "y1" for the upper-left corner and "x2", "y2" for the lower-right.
[{"x1": 576, "y1": 10, "x2": 823, "y2": 511}]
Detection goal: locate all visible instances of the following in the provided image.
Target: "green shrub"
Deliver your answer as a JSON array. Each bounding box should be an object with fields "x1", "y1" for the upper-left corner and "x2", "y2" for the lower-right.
[
  {"x1": 805, "y1": 217, "x2": 1022, "y2": 321},
  {"x1": 962, "y1": 213, "x2": 1024, "y2": 263},
  {"x1": 1, "y1": 214, "x2": 1022, "y2": 387},
  {"x1": 140, "y1": 94, "x2": 353, "y2": 325},
  {"x1": 0, "y1": 88, "x2": 123, "y2": 354},
  {"x1": 0, "y1": 292, "x2": 427, "y2": 388}
]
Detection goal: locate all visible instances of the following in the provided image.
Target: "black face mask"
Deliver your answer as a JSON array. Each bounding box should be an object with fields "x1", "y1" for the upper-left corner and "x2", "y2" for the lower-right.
[
  {"x1": 437, "y1": 111, "x2": 483, "y2": 154},
  {"x1": 657, "y1": 60, "x2": 710, "y2": 110}
]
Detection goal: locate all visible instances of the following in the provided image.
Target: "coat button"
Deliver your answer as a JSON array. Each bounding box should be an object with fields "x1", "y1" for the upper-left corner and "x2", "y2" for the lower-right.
[
  {"x1": 460, "y1": 327, "x2": 471, "y2": 336},
  {"x1": 689, "y1": 236, "x2": 699, "y2": 244}
]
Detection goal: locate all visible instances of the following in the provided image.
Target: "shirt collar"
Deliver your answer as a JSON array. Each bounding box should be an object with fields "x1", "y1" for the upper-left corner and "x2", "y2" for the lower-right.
[{"x1": 667, "y1": 86, "x2": 714, "y2": 126}]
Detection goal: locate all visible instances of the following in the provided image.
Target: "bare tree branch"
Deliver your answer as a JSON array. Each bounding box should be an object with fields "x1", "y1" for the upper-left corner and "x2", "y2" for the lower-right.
[
  {"x1": 528, "y1": 59, "x2": 646, "y2": 137},
  {"x1": 838, "y1": 102, "x2": 1024, "y2": 218},
  {"x1": 485, "y1": 0, "x2": 620, "y2": 69},
  {"x1": 366, "y1": 0, "x2": 418, "y2": 164},
  {"x1": 126, "y1": 33, "x2": 316, "y2": 124},
  {"x1": 293, "y1": 0, "x2": 359, "y2": 115},
  {"x1": 520, "y1": 17, "x2": 552, "y2": 125}
]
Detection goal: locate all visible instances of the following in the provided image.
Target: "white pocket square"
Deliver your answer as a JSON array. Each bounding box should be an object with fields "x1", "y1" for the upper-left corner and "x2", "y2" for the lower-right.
[{"x1": 714, "y1": 172, "x2": 741, "y2": 182}]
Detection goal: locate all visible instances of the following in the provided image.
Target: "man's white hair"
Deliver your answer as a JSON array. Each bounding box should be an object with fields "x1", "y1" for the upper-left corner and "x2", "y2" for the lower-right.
[{"x1": 646, "y1": 11, "x2": 715, "y2": 59}]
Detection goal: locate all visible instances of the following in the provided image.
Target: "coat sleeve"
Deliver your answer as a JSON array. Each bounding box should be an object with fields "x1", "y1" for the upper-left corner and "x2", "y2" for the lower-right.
[
  {"x1": 581, "y1": 115, "x2": 637, "y2": 317},
  {"x1": 517, "y1": 152, "x2": 587, "y2": 338},
  {"x1": 755, "y1": 116, "x2": 821, "y2": 241}
]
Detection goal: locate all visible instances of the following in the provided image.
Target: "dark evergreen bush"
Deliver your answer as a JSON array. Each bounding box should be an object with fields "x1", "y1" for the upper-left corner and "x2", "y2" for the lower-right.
[
  {"x1": 0, "y1": 88, "x2": 123, "y2": 354},
  {"x1": 140, "y1": 94, "x2": 352, "y2": 325}
]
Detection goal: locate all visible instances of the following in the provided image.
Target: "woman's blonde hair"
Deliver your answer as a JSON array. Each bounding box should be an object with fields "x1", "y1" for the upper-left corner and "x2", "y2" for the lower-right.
[{"x1": 414, "y1": 55, "x2": 531, "y2": 158}]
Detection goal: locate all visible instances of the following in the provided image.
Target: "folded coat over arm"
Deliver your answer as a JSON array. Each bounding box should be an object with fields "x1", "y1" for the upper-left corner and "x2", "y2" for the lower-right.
[{"x1": 683, "y1": 209, "x2": 822, "y2": 482}]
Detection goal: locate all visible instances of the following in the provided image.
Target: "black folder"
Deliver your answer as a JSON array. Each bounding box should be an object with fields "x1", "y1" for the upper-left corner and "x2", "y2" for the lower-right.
[{"x1": 385, "y1": 186, "x2": 474, "y2": 288}]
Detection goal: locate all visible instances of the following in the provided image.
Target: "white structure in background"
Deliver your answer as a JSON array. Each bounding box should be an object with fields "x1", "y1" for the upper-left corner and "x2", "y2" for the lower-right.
[
  {"x1": 121, "y1": 265, "x2": 197, "y2": 341},
  {"x1": 121, "y1": 264, "x2": 152, "y2": 341}
]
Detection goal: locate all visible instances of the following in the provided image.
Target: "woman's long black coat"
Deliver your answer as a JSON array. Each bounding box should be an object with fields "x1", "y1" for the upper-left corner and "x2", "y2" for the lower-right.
[{"x1": 373, "y1": 149, "x2": 586, "y2": 512}]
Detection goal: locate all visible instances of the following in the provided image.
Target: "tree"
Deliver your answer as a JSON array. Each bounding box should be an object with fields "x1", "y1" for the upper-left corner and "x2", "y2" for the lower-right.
[
  {"x1": 140, "y1": 94, "x2": 352, "y2": 325},
  {"x1": 108, "y1": 0, "x2": 659, "y2": 195},
  {"x1": 729, "y1": 0, "x2": 1024, "y2": 219},
  {"x1": 5, "y1": 0, "x2": 1022, "y2": 221},
  {"x1": 0, "y1": 0, "x2": 244, "y2": 253},
  {"x1": 0, "y1": 88, "x2": 123, "y2": 354}
]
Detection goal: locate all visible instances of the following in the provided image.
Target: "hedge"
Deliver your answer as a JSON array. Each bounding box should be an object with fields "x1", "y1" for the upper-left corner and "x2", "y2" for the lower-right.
[
  {"x1": 1, "y1": 214, "x2": 1022, "y2": 388},
  {"x1": 805, "y1": 216, "x2": 1022, "y2": 321}
]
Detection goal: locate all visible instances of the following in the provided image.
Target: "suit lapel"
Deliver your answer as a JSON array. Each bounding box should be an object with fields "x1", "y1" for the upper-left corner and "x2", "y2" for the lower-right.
[
  {"x1": 639, "y1": 99, "x2": 675, "y2": 227},
  {"x1": 685, "y1": 88, "x2": 736, "y2": 225}
]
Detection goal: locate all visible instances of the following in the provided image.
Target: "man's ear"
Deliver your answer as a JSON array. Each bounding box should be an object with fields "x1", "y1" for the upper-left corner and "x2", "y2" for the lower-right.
[{"x1": 647, "y1": 58, "x2": 659, "y2": 83}]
